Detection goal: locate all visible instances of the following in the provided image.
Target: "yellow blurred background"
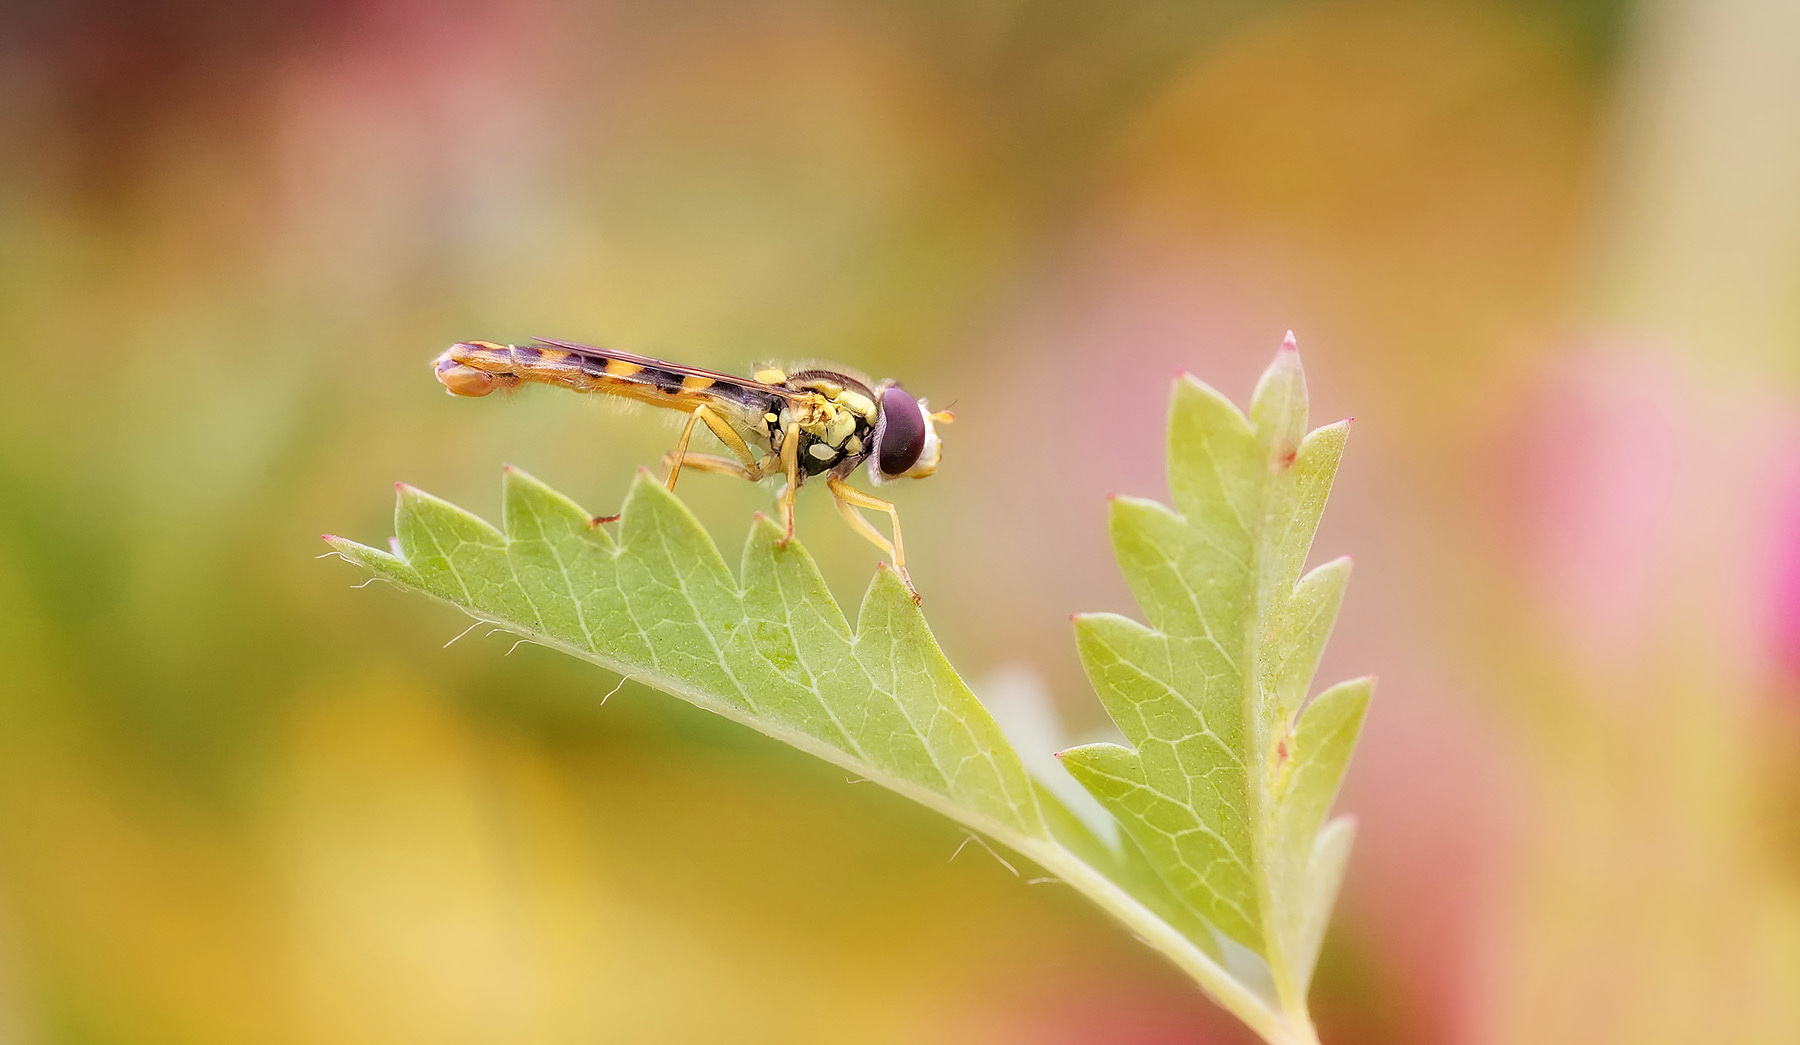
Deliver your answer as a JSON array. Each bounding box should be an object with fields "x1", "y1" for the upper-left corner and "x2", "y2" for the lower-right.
[{"x1": 2, "y1": 1, "x2": 1797, "y2": 1042}]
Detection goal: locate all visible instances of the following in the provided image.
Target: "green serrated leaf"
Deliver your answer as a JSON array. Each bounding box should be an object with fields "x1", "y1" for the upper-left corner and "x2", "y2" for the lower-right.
[
  {"x1": 328, "y1": 341, "x2": 1366, "y2": 1045},
  {"x1": 1061, "y1": 345, "x2": 1370, "y2": 1028},
  {"x1": 340, "y1": 466, "x2": 1048, "y2": 836}
]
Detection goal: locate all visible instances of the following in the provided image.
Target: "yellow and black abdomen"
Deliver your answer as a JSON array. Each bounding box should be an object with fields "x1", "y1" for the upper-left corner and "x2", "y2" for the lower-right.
[{"x1": 433, "y1": 341, "x2": 779, "y2": 419}]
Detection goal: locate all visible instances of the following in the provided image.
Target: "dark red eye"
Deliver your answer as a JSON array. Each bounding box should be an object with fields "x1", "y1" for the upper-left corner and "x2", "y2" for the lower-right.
[{"x1": 875, "y1": 386, "x2": 925, "y2": 477}]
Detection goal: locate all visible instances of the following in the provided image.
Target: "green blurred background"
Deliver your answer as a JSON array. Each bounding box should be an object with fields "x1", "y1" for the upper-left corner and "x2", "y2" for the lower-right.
[{"x1": 2, "y1": 1, "x2": 1798, "y2": 1042}]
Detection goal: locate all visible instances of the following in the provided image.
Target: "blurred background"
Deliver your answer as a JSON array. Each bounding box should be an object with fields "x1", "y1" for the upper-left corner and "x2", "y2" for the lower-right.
[{"x1": 2, "y1": 0, "x2": 1797, "y2": 1042}]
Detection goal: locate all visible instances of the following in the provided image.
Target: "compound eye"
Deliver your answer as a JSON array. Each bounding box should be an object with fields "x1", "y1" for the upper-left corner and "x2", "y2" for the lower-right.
[
  {"x1": 436, "y1": 358, "x2": 501, "y2": 397},
  {"x1": 875, "y1": 386, "x2": 926, "y2": 477}
]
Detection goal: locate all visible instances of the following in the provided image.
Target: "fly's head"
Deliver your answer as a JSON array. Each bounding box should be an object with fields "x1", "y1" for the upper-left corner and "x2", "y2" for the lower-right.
[{"x1": 869, "y1": 384, "x2": 952, "y2": 485}]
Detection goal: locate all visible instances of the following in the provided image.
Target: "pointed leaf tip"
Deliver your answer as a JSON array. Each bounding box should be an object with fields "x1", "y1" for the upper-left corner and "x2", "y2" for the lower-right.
[
  {"x1": 1282, "y1": 330, "x2": 1298, "y2": 351},
  {"x1": 502, "y1": 465, "x2": 605, "y2": 543},
  {"x1": 1251, "y1": 343, "x2": 1309, "y2": 459},
  {"x1": 320, "y1": 531, "x2": 419, "y2": 582}
]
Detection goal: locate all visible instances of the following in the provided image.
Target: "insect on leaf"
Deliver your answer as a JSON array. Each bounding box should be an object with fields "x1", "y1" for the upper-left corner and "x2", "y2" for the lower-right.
[
  {"x1": 325, "y1": 337, "x2": 1366, "y2": 1045},
  {"x1": 331, "y1": 469, "x2": 1048, "y2": 838}
]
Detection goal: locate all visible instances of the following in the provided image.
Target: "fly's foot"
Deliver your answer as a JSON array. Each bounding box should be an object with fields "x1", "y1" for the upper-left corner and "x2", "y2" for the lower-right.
[
  {"x1": 881, "y1": 561, "x2": 922, "y2": 604},
  {"x1": 901, "y1": 571, "x2": 922, "y2": 605}
]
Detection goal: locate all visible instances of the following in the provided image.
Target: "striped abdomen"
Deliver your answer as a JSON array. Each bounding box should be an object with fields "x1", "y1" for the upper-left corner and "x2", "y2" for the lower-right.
[{"x1": 432, "y1": 340, "x2": 778, "y2": 416}]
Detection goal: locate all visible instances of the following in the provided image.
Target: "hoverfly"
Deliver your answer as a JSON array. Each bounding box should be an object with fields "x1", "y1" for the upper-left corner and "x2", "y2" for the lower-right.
[{"x1": 432, "y1": 339, "x2": 952, "y2": 598}]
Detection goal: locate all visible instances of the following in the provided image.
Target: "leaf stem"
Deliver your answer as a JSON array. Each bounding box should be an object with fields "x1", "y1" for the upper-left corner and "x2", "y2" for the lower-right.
[{"x1": 1010, "y1": 836, "x2": 1320, "y2": 1045}]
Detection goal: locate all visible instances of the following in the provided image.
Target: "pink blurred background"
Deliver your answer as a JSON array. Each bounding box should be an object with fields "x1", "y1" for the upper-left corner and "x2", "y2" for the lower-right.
[{"x1": 1, "y1": 1, "x2": 1797, "y2": 1042}]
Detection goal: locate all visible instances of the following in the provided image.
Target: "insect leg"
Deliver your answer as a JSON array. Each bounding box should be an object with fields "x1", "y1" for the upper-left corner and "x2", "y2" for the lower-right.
[
  {"x1": 657, "y1": 451, "x2": 757, "y2": 481},
  {"x1": 664, "y1": 407, "x2": 708, "y2": 492},
  {"x1": 665, "y1": 405, "x2": 764, "y2": 490},
  {"x1": 826, "y1": 476, "x2": 916, "y2": 601},
  {"x1": 697, "y1": 409, "x2": 763, "y2": 475},
  {"x1": 777, "y1": 423, "x2": 801, "y2": 545}
]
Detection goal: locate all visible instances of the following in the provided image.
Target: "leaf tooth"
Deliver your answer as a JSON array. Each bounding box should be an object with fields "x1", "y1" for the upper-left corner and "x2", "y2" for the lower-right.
[
  {"x1": 1293, "y1": 419, "x2": 1348, "y2": 493},
  {"x1": 1264, "y1": 556, "x2": 1352, "y2": 712},
  {"x1": 852, "y1": 562, "x2": 926, "y2": 633},
  {"x1": 1075, "y1": 613, "x2": 1188, "y2": 744},
  {"x1": 1260, "y1": 678, "x2": 1365, "y2": 992},
  {"x1": 853, "y1": 567, "x2": 1047, "y2": 832},
  {"x1": 1292, "y1": 815, "x2": 1356, "y2": 991},
  {"x1": 391, "y1": 482, "x2": 511, "y2": 604},
  {"x1": 1167, "y1": 377, "x2": 1261, "y2": 525},
  {"x1": 320, "y1": 534, "x2": 420, "y2": 584},
  {"x1": 1055, "y1": 744, "x2": 1151, "y2": 819},
  {"x1": 1056, "y1": 741, "x2": 1140, "y2": 775},
  {"x1": 1172, "y1": 373, "x2": 1254, "y2": 435},
  {"x1": 1109, "y1": 496, "x2": 1252, "y2": 638},
  {"x1": 740, "y1": 513, "x2": 852, "y2": 641},
  {"x1": 1257, "y1": 419, "x2": 1350, "y2": 608},
  {"x1": 395, "y1": 482, "x2": 506, "y2": 546},
  {"x1": 600, "y1": 474, "x2": 751, "y2": 703},
  {"x1": 1250, "y1": 337, "x2": 1309, "y2": 464},
  {"x1": 1276, "y1": 677, "x2": 1371, "y2": 869},
  {"x1": 615, "y1": 471, "x2": 738, "y2": 593},
  {"x1": 725, "y1": 515, "x2": 869, "y2": 751},
  {"x1": 1059, "y1": 741, "x2": 1264, "y2": 952},
  {"x1": 501, "y1": 464, "x2": 612, "y2": 547}
]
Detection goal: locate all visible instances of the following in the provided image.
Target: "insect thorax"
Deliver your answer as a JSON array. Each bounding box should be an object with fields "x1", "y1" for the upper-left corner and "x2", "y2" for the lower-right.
[{"x1": 767, "y1": 372, "x2": 880, "y2": 476}]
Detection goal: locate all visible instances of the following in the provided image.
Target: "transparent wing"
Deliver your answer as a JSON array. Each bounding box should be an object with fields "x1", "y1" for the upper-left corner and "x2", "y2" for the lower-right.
[{"x1": 531, "y1": 337, "x2": 809, "y2": 403}]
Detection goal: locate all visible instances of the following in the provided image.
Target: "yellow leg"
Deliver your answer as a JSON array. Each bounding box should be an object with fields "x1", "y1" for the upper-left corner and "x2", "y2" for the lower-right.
[
  {"x1": 664, "y1": 407, "x2": 706, "y2": 491},
  {"x1": 657, "y1": 451, "x2": 759, "y2": 481},
  {"x1": 665, "y1": 405, "x2": 761, "y2": 491},
  {"x1": 777, "y1": 423, "x2": 801, "y2": 545},
  {"x1": 698, "y1": 409, "x2": 759, "y2": 469},
  {"x1": 826, "y1": 476, "x2": 917, "y2": 601}
]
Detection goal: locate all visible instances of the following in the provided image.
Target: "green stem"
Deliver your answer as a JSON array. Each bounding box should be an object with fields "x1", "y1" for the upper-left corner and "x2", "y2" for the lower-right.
[{"x1": 1011, "y1": 836, "x2": 1319, "y2": 1045}]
